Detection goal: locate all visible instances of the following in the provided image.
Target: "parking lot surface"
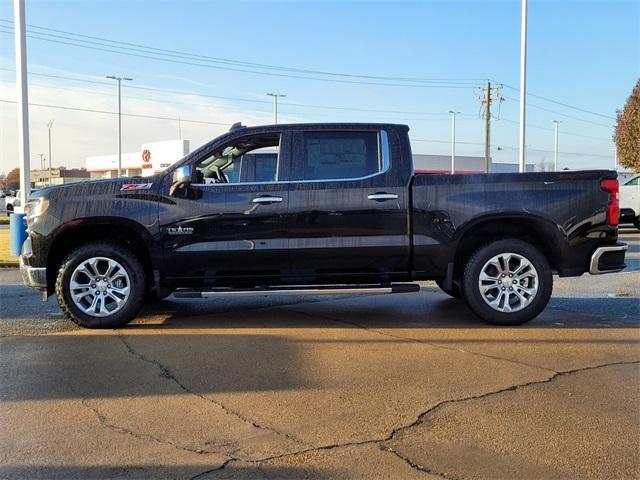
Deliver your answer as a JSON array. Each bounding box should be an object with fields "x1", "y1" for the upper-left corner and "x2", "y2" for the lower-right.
[{"x1": 1, "y1": 230, "x2": 638, "y2": 479}]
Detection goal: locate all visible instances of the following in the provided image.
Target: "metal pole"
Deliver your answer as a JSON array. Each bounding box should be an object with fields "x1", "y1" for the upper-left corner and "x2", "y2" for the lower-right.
[
  {"x1": 106, "y1": 76, "x2": 132, "y2": 177},
  {"x1": 552, "y1": 120, "x2": 561, "y2": 172},
  {"x1": 14, "y1": 0, "x2": 30, "y2": 207},
  {"x1": 518, "y1": 0, "x2": 528, "y2": 173},
  {"x1": 117, "y1": 78, "x2": 122, "y2": 177},
  {"x1": 266, "y1": 93, "x2": 286, "y2": 124},
  {"x1": 47, "y1": 120, "x2": 53, "y2": 186},
  {"x1": 448, "y1": 111, "x2": 459, "y2": 174},
  {"x1": 484, "y1": 81, "x2": 491, "y2": 173}
]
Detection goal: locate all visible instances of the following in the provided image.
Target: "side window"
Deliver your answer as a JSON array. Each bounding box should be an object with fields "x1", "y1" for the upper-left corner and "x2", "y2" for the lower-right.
[
  {"x1": 194, "y1": 134, "x2": 280, "y2": 184},
  {"x1": 624, "y1": 176, "x2": 640, "y2": 186},
  {"x1": 240, "y1": 149, "x2": 279, "y2": 183},
  {"x1": 298, "y1": 131, "x2": 382, "y2": 181}
]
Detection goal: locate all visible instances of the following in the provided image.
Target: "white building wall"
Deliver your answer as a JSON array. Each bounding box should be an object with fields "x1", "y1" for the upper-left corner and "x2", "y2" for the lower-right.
[{"x1": 86, "y1": 140, "x2": 190, "y2": 178}]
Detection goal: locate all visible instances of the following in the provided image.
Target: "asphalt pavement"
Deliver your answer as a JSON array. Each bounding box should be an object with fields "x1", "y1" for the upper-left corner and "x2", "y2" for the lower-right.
[{"x1": 0, "y1": 230, "x2": 638, "y2": 479}]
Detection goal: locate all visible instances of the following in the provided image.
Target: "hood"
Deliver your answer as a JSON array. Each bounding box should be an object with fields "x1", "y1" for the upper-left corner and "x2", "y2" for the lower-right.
[{"x1": 36, "y1": 174, "x2": 164, "y2": 200}]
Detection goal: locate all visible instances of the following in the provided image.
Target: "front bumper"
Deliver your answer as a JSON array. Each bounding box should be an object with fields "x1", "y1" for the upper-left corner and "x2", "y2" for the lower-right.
[
  {"x1": 589, "y1": 243, "x2": 628, "y2": 275},
  {"x1": 19, "y1": 255, "x2": 47, "y2": 291}
]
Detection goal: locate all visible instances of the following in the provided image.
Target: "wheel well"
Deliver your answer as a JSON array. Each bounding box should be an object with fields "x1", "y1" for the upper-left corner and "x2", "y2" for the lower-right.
[
  {"x1": 46, "y1": 223, "x2": 153, "y2": 293},
  {"x1": 453, "y1": 217, "x2": 560, "y2": 279}
]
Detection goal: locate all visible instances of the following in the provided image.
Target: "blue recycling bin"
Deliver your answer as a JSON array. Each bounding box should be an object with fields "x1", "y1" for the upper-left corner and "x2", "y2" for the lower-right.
[{"x1": 9, "y1": 212, "x2": 28, "y2": 257}]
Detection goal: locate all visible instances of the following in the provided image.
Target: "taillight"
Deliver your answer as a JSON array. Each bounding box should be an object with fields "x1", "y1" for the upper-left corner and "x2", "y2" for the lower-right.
[{"x1": 600, "y1": 178, "x2": 619, "y2": 226}]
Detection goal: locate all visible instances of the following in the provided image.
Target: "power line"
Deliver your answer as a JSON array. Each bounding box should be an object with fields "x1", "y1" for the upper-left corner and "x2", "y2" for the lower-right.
[
  {"x1": 0, "y1": 21, "x2": 615, "y2": 123},
  {"x1": 0, "y1": 19, "x2": 484, "y2": 85},
  {"x1": 499, "y1": 118, "x2": 612, "y2": 141},
  {"x1": 0, "y1": 26, "x2": 476, "y2": 89},
  {"x1": 0, "y1": 98, "x2": 614, "y2": 160},
  {"x1": 0, "y1": 67, "x2": 469, "y2": 117},
  {"x1": 501, "y1": 83, "x2": 615, "y2": 120},
  {"x1": 501, "y1": 95, "x2": 613, "y2": 128},
  {"x1": 0, "y1": 98, "x2": 230, "y2": 126}
]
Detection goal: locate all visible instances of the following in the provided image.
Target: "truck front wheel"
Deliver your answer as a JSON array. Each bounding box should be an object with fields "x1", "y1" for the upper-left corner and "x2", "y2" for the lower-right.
[
  {"x1": 462, "y1": 239, "x2": 552, "y2": 326},
  {"x1": 55, "y1": 242, "x2": 146, "y2": 328}
]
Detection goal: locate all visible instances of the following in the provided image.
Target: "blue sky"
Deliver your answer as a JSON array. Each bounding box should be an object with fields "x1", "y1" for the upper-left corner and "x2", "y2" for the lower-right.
[{"x1": 0, "y1": 0, "x2": 638, "y2": 170}]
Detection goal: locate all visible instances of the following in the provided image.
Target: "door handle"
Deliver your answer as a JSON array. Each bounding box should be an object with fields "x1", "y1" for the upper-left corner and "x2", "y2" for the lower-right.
[
  {"x1": 252, "y1": 196, "x2": 283, "y2": 204},
  {"x1": 367, "y1": 193, "x2": 399, "y2": 201}
]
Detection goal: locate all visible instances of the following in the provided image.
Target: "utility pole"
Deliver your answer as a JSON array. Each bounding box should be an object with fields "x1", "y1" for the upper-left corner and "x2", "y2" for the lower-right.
[
  {"x1": 47, "y1": 120, "x2": 53, "y2": 185},
  {"x1": 518, "y1": 0, "x2": 528, "y2": 173},
  {"x1": 106, "y1": 75, "x2": 133, "y2": 177},
  {"x1": 448, "y1": 111, "x2": 460, "y2": 174},
  {"x1": 484, "y1": 82, "x2": 491, "y2": 172},
  {"x1": 266, "y1": 93, "x2": 286, "y2": 124},
  {"x1": 552, "y1": 120, "x2": 561, "y2": 172},
  {"x1": 38, "y1": 153, "x2": 44, "y2": 172},
  {"x1": 478, "y1": 81, "x2": 503, "y2": 173},
  {"x1": 14, "y1": 0, "x2": 30, "y2": 209}
]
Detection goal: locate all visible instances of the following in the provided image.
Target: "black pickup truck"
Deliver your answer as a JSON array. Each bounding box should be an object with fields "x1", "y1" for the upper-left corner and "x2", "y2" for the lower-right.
[{"x1": 20, "y1": 123, "x2": 627, "y2": 328}]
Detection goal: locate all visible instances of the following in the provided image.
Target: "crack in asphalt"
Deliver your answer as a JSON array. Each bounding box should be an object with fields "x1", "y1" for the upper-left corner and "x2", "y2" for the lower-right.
[
  {"x1": 80, "y1": 397, "x2": 225, "y2": 456},
  {"x1": 378, "y1": 360, "x2": 640, "y2": 478},
  {"x1": 188, "y1": 459, "x2": 235, "y2": 480},
  {"x1": 188, "y1": 359, "x2": 640, "y2": 479},
  {"x1": 115, "y1": 332, "x2": 309, "y2": 449},
  {"x1": 284, "y1": 306, "x2": 559, "y2": 374}
]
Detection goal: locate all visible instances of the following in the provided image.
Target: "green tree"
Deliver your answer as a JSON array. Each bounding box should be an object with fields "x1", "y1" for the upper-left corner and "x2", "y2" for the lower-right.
[{"x1": 614, "y1": 79, "x2": 640, "y2": 172}]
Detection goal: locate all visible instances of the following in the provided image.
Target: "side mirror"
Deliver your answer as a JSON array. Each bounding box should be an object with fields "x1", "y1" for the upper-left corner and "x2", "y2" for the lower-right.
[{"x1": 169, "y1": 165, "x2": 192, "y2": 197}]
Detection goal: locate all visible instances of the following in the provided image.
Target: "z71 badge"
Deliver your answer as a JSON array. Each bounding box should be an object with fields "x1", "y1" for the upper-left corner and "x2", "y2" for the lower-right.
[
  {"x1": 120, "y1": 183, "x2": 153, "y2": 191},
  {"x1": 166, "y1": 226, "x2": 194, "y2": 235}
]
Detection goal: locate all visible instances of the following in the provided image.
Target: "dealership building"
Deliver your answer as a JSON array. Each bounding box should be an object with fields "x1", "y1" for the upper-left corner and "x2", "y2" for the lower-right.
[
  {"x1": 86, "y1": 139, "x2": 532, "y2": 178},
  {"x1": 86, "y1": 140, "x2": 190, "y2": 179}
]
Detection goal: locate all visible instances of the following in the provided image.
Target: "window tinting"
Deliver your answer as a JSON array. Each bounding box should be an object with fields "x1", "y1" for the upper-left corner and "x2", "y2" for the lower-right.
[
  {"x1": 624, "y1": 176, "x2": 640, "y2": 186},
  {"x1": 194, "y1": 134, "x2": 279, "y2": 184},
  {"x1": 301, "y1": 131, "x2": 381, "y2": 181}
]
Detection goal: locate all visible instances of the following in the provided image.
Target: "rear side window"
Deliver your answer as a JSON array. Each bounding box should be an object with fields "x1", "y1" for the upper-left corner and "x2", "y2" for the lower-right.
[
  {"x1": 299, "y1": 131, "x2": 382, "y2": 181},
  {"x1": 624, "y1": 176, "x2": 640, "y2": 186}
]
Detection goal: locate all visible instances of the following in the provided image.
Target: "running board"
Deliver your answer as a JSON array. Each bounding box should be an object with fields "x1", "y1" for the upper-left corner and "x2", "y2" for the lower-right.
[{"x1": 173, "y1": 283, "x2": 420, "y2": 299}]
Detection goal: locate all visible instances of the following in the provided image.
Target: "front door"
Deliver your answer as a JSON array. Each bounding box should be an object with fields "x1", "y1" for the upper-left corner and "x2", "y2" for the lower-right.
[
  {"x1": 159, "y1": 130, "x2": 290, "y2": 284},
  {"x1": 286, "y1": 128, "x2": 411, "y2": 283}
]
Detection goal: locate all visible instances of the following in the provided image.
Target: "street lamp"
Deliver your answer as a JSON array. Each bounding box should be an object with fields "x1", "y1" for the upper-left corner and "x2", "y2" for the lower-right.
[
  {"x1": 552, "y1": 120, "x2": 562, "y2": 172},
  {"x1": 266, "y1": 93, "x2": 286, "y2": 124},
  {"x1": 46, "y1": 119, "x2": 53, "y2": 185},
  {"x1": 106, "y1": 75, "x2": 133, "y2": 177},
  {"x1": 448, "y1": 111, "x2": 461, "y2": 174}
]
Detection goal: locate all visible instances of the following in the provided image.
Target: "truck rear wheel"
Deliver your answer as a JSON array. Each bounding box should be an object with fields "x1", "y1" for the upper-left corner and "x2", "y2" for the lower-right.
[
  {"x1": 462, "y1": 239, "x2": 552, "y2": 326},
  {"x1": 55, "y1": 242, "x2": 146, "y2": 328}
]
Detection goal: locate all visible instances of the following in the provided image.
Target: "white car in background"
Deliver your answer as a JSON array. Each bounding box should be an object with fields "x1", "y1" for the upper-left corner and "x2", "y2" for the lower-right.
[{"x1": 620, "y1": 175, "x2": 640, "y2": 230}]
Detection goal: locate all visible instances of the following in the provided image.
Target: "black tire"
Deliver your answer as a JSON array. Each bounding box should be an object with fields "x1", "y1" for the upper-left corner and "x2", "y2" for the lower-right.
[
  {"x1": 462, "y1": 239, "x2": 552, "y2": 326},
  {"x1": 55, "y1": 242, "x2": 146, "y2": 328},
  {"x1": 634, "y1": 217, "x2": 640, "y2": 231},
  {"x1": 435, "y1": 279, "x2": 462, "y2": 299}
]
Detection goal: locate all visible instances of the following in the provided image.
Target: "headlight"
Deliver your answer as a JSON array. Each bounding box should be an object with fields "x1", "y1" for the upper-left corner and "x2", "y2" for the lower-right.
[{"x1": 25, "y1": 197, "x2": 49, "y2": 221}]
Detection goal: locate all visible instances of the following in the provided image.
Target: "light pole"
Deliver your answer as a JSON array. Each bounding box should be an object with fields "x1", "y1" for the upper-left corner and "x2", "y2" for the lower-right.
[
  {"x1": 552, "y1": 120, "x2": 561, "y2": 172},
  {"x1": 266, "y1": 93, "x2": 286, "y2": 124},
  {"x1": 518, "y1": 0, "x2": 528, "y2": 173},
  {"x1": 448, "y1": 111, "x2": 460, "y2": 174},
  {"x1": 47, "y1": 119, "x2": 53, "y2": 185},
  {"x1": 106, "y1": 75, "x2": 133, "y2": 177},
  {"x1": 14, "y1": 0, "x2": 30, "y2": 209}
]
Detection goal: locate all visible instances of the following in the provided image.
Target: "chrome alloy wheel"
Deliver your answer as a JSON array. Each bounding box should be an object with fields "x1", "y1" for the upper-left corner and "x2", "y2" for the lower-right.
[
  {"x1": 69, "y1": 257, "x2": 131, "y2": 317},
  {"x1": 478, "y1": 252, "x2": 539, "y2": 313}
]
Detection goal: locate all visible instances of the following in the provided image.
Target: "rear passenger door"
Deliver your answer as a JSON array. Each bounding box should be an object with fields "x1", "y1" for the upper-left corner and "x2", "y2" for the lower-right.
[{"x1": 286, "y1": 128, "x2": 411, "y2": 282}]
